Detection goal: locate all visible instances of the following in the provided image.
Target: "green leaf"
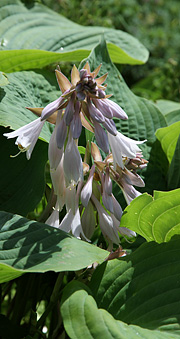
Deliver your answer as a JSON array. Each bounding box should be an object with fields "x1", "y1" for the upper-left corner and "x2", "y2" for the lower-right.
[
  {"x1": 0, "y1": 71, "x2": 9, "y2": 86},
  {"x1": 90, "y1": 238, "x2": 180, "y2": 333},
  {"x1": 168, "y1": 134, "x2": 180, "y2": 189},
  {"x1": 120, "y1": 189, "x2": 180, "y2": 243},
  {"x1": 0, "y1": 0, "x2": 149, "y2": 72},
  {"x1": 0, "y1": 211, "x2": 108, "y2": 283},
  {"x1": 81, "y1": 37, "x2": 167, "y2": 193},
  {"x1": 155, "y1": 100, "x2": 180, "y2": 116},
  {"x1": 61, "y1": 280, "x2": 180, "y2": 339},
  {"x1": 0, "y1": 127, "x2": 48, "y2": 216},
  {"x1": 156, "y1": 122, "x2": 180, "y2": 164},
  {"x1": 0, "y1": 70, "x2": 58, "y2": 142},
  {"x1": 155, "y1": 100, "x2": 180, "y2": 126}
]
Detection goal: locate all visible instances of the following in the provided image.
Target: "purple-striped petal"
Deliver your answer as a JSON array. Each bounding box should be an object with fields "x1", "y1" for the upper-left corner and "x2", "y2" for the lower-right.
[
  {"x1": 94, "y1": 121, "x2": 109, "y2": 154},
  {"x1": 93, "y1": 98, "x2": 113, "y2": 119},
  {"x1": 70, "y1": 101, "x2": 82, "y2": 139},
  {"x1": 102, "y1": 118, "x2": 117, "y2": 136},
  {"x1": 104, "y1": 99, "x2": 128, "y2": 120},
  {"x1": 56, "y1": 116, "x2": 67, "y2": 149},
  {"x1": 41, "y1": 97, "x2": 64, "y2": 121},
  {"x1": 87, "y1": 98, "x2": 105, "y2": 123}
]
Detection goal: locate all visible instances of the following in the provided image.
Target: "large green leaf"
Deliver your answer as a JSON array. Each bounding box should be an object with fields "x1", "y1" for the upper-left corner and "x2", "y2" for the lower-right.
[
  {"x1": 155, "y1": 100, "x2": 180, "y2": 126},
  {"x1": 156, "y1": 122, "x2": 180, "y2": 164},
  {"x1": 0, "y1": 0, "x2": 149, "y2": 72},
  {"x1": 0, "y1": 70, "x2": 58, "y2": 142},
  {"x1": 61, "y1": 280, "x2": 180, "y2": 339},
  {"x1": 120, "y1": 189, "x2": 180, "y2": 242},
  {"x1": 90, "y1": 237, "x2": 180, "y2": 333},
  {"x1": 168, "y1": 134, "x2": 180, "y2": 189},
  {"x1": 0, "y1": 126, "x2": 48, "y2": 216},
  {"x1": 81, "y1": 38, "x2": 167, "y2": 194},
  {"x1": 0, "y1": 211, "x2": 108, "y2": 283}
]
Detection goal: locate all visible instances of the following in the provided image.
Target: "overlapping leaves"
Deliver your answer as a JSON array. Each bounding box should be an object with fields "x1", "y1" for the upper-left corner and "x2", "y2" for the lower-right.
[
  {"x1": 61, "y1": 235, "x2": 180, "y2": 338},
  {"x1": 0, "y1": 0, "x2": 149, "y2": 73},
  {"x1": 0, "y1": 211, "x2": 108, "y2": 283},
  {"x1": 89, "y1": 238, "x2": 180, "y2": 333},
  {"x1": 120, "y1": 189, "x2": 180, "y2": 242}
]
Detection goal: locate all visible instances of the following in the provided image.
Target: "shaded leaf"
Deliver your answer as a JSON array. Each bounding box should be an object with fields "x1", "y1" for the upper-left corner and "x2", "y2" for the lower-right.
[
  {"x1": 0, "y1": 126, "x2": 48, "y2": 216},
  {"x1": 0, "y1": 211, "x2": 108, "y2": 283},
  {"x1": 61, "y1": 280, "x2": 180, "y2": 339},
  {"x1": 120, "y1": 189, "x2": 180, "y2": 243},
  {"x1": 90, "y1": 237, "x2": 180, "y2": 333}
]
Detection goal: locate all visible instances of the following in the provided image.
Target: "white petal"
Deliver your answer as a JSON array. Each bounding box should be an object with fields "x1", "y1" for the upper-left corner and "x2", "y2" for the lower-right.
[
  {"x1": 63, "y1": 132, "x2": 83, "y2": 187},
  {"x1": 91, "y1": 194, "x2": 120, "y2": 245},
  {"x1": 81, "y1": 165, "x2": 95, "y2": 207},
  {"x1": 4, "y1": 117, "x2": 45, "y2": 159},
  {"x1": 108, "y1": 131, "x2": 146, "y2": 169},
  {"x1": 46, "y1": 205, "x2": 59, "y2": 228},
  {"x1": 48, "y1": 112, "x2": 63, "y2": 170}
]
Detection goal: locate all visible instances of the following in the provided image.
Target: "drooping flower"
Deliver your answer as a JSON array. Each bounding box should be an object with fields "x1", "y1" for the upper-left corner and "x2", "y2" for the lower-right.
[
  {"x1": 3, "y1": 117, "x2": 45, "y2": 159},
  {"x1": 38, "y1": 62, "x2": 128, "y2": 153},
  {"x1": 108, "y1": 131, "x2": 146, "y2": 169}
]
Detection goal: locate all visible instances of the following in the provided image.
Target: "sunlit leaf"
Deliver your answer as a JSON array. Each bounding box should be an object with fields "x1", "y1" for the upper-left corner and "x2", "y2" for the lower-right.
[
  {"x1": 0, "y1": 0, "x2": 149, "y2": 72},
  {"x1": 0, "y1": 211, "x2": 108, "y2": 283},
  {"x1": 120, "y1": 189, "x2": 180, "y2": 242}
]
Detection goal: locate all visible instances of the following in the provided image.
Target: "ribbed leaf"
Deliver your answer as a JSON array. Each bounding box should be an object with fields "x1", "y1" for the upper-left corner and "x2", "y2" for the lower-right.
[
  {"x1": 61, "y1": 280, "x2": 180, "y2": 339},
  {"x1": 120, "y1": 189, "x2": 180, "y2": 242},
  {"x1": 0, "y1": 70, "x2": 58, "y2": 142},
  {"x1": 0, "y1": 211, "x2": 108, "y2": 283},
  {"x1": 90, "y1": 238, "x2": 180, "y2": 333},
  {"x1": 0, "y1": 0, "x2": 149, "y2": 72},
  {"x1": 0, "y1": 127, "x2": 48, "y2": 216}
]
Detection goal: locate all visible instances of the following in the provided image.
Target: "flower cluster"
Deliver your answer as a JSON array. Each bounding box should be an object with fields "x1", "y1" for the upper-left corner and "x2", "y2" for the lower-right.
[{"x1": 4, "y1": 62, "x2": 147, "y2": 249}]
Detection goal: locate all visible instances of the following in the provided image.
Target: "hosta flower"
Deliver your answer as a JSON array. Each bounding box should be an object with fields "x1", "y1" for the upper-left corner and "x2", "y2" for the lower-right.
[
  {"x1": 39, "y1": 62, "x2": 128, "y2": 153},
  {"x1": 108, "y1": 131, "x2": 146, "y2": 169},
  {"x1": 3, "y1": 117, "x2": 45, "y2": 159}
]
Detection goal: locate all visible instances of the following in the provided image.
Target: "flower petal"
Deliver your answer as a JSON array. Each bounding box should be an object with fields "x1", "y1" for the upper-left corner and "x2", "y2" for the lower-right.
[
  {"x1": 41, "y1": 97, "x2": 64, "y2": 121},
  {"x1": 63, "y1": 132, "x2": 83, "y2": 187},
  {"x1": 94, "y1": 121, "x2": 109, "y2": 154}
]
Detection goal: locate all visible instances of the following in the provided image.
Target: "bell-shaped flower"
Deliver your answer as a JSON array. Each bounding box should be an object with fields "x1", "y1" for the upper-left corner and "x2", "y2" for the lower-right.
[
  {"x1": 94, "y1": 121, "x2": 109, "y2": 154},
  {"x1": 103, "y1": 99, "x2": 128, "y2": 120},
  {"x1": 48, "y1": 111, "x2": 64, "y2": 170},
  {"x1": 3, "y1": 117, "x2": 45, "y2": 160},
  {"x1": 108, "y1": 131, "x2": 146, "y2": 169},
  {"x1": 41, "y1": 96, "x2": 64, "y2": 121},
  {"x1": 81, "y1": 165, "x2": 95, "y2": 207},
  {"x1": 46, "y1": 202, "x2": 60, "y2": 228},
  {"x1": 50, "y1": 154, "x2": 66, "y2": 211},
  {"x1": 91, "y1": 194, "x2": 120, "y2": 245},
  {"x1": 81, "y1": 201, "x2": 96, "y2": 239},
  {"x1": 63, "y1": 132, "x2": 83, "y2": 187},
  {"x1": 120, "y1": 180, "x2": 142, "y2": 205},
  {"x1": 111, "y1": 194, "x2": 123, "y2": 221},
  {"x1": 111, "y1": 214, "x2": 136, "y2": 238}
]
